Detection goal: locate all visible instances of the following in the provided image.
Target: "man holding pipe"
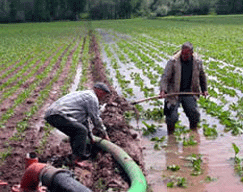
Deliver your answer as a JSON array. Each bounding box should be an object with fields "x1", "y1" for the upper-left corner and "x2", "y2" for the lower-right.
[
  {"x1": 159, "y1": 42, "x2": 208, "y2": 134},
  {"x1": 44, "y1": 82, "x2": 111, "y2": 166}
]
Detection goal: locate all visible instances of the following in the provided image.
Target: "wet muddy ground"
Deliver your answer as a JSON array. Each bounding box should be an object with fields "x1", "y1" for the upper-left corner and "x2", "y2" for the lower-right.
[
  {"x1": 1, "y1": 27, "x2": 243, "y2": 192},
  {"x1": 0, "y1": 33, "x2": 145, "y2": 192}
]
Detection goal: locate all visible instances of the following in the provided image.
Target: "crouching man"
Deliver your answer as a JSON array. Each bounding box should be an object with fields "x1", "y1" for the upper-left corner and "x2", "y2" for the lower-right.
[{"x1": 44, "y1": 82, "x2": 111, "y2": 166}]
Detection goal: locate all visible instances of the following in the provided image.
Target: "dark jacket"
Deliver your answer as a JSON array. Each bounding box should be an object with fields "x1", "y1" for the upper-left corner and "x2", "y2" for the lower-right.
[{"x1": 160, "y1": 50, "x2": 207, "y2": 107}]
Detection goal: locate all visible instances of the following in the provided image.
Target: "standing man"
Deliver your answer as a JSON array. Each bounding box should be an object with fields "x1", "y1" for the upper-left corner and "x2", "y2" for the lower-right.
[
  {"x1": 44, "y1": 82, "x2": 111, "y2": 166},
  {"x1": 159, "y1": 42, "x2": 208, "y2": 134}
]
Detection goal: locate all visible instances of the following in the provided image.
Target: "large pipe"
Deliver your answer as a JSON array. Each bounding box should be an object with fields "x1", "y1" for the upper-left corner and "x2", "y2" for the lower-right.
[
  {"x1": 12, "y1": 153, "x2": 92, "y2": 192},
  {"x1": 19, "y1": 162, "x2": 47, "y2": 191},
  {"x1": 40, "y1": 165, "x2": 92, "y2": 192},
  {"x1": 93, "y1": 136, "x2": 147, "y2": 192},
  {"x1": 12, "y1": 135, "x2": 147, "y2": 192}
]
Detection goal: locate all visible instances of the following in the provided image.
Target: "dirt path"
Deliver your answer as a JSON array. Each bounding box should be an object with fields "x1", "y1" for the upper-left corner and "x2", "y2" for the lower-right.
[{"x1": 0, "y1": 33, "x2": 145, "y2": 192}]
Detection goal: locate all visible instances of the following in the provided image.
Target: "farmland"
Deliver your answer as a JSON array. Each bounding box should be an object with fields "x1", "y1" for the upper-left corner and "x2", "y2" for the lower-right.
[
  {"x1": 0, "y1": 15, "x2": 243, "y2": 191},
  {"x1": 92, "y1": 15, "x2": 243, "y2": 191}
]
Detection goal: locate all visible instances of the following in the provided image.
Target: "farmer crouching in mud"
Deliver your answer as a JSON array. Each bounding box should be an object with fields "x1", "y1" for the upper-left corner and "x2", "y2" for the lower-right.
[
  {"x1": 159, "y1": 42, "x2": 208, "y2": 134},
  {"x1": 44, "y1": 82, "x2": 111, "y2": 167}
]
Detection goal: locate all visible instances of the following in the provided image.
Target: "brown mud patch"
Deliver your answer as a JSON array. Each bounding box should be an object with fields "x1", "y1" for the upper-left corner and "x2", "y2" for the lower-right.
[{"x1": 0, "y1": 33, "x2": 145, "y2": 192}]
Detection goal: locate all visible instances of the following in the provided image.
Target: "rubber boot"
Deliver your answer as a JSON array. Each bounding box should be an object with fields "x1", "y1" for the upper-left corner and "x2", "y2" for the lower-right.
[
  {"x1": 167, "y1": 124, "x2": 175, "y2": 135},
  {"x1": 190, "y1": 122, "x2": 198, "y2": 131}
]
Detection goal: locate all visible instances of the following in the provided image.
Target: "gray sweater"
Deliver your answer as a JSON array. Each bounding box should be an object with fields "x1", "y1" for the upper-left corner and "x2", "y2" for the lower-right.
[{"x1": 45, "y1": 90, "x2": 106, "y2": 134}]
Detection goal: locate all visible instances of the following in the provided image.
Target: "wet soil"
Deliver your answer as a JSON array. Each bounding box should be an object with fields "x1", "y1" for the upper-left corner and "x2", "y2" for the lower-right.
[{"x1": 0, "y1": 33, "x2": 145, "y2": 192}]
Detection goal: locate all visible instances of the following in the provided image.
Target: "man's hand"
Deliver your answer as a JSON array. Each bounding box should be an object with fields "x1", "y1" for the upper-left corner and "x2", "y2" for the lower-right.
[
  {"x1": 104, "y1": 134, "x2": 110, "y2": 141},
  {"x1": 202, "y1": 91, "x2": 209, "y2": 98},
  {"x1": 103, "y1": 131, "x2": 110, "y2": 141},
  {"x1": 90, "y1": 137, "x2": 95, "y2": 144},
  {"x1": 88, "y1": 131, "x2": 95, "y2": 144},
  {"x1": 159, "y1": 91, "x2": 166, "y2": 98}
]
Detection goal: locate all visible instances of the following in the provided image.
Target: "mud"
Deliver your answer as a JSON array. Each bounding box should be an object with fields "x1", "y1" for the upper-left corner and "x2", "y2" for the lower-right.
[{"x1": 0, "y1": 33, "x2": 145, "y2": 192}]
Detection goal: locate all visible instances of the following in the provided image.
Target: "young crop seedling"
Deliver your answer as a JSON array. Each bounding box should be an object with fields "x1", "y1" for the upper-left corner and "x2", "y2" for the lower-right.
[
  {"x1": 143, "y1": 108, "x2": 164, "y2": 121},
  {"x1": 204, "y1": 176, "x2": 217, "y2": 182},
  {"x1": 167, "y1": 164, "x2": 180, "y2": 171},
  {"x1": 124, "y1": 111, "x2": 136, "y2": 122},
  {"x1": 186, "y1": 154, "x2": 203, "y2": 176},
  {"x1": 203, "y1": 123, "x2": 218, "y2": 138},
  {"x1": 151, "y1": 136, "x2": 166, "y2": 150},
  {"x1": 166, "y1": 176, "x2": 187, "y2": 188},
  {"x1": 231, "y1": 143, "x2": 243, "y2": 180},
  {"x1": 183, "y1": 136, "x2": 198, "y2": 146},
  {"x1": 142, "y1": 121, "x2": 157, "y2": 136},
  {"x1": 173, "y1": 121, "x2": 190, "y2": 141},
  {"x1": 232, "y1": 143, "x2": 240, "y2": 161}
]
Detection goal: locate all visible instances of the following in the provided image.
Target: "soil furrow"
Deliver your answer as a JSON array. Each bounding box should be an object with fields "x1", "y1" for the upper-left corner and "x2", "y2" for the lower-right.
[
  {"x1": 28, "y1": 36, "x2": 85, "y2": 135},
  {"x1": 0, "y1": 50, "x2": 50, "y2": 90},
  {"x1": 0, "y1": 46, "x2": 66, "y2": 117},
  {"x1": 1, "y1": 38, "x2": 76, "y2": 130},
  {"x1": 0, "y1": 36, "x2": 82, "y2": 188},
  {"x1": 0, "y1": 33, "x2": 145, "y2": 192}
]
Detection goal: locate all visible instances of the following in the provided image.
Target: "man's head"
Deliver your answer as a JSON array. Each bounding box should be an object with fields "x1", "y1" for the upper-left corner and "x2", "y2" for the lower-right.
[
  {"x1": 93, "y1": 82, "x2": 111, "y2": 101},
  {"x1": 181, "y1": 42, "x2": 193, "y2": 62}
]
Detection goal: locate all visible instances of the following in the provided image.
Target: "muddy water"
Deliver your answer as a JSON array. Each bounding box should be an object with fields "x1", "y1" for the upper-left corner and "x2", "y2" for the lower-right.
[
  {"x1": 70, "y1": 64, "x2": 82, "y2": 92},
  {"x1": 98, "y1": 31, "x2": 243, "y2": 191},
  {"x1": 138, "y1": 109, "x2": 243, "y2": 192}
]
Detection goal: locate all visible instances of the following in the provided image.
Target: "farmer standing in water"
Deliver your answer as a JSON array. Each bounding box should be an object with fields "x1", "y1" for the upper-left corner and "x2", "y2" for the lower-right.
[{"x1": 159, "y1": 42, "x2": 208, "y2": 134}]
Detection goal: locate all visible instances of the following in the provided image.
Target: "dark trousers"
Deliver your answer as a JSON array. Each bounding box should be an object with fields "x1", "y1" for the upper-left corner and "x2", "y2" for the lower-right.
[
  {"x1": 164, "y1": 96, "x2": 200, "y2": 127},
  {"x1": 45, "y1": 114, "x2": 88, "y2": 158}
]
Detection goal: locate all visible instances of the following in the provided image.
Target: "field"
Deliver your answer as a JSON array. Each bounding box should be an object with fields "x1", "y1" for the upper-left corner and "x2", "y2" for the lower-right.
[{"x1": 0, "y1": 15, "x2": 243, "y2": 191}]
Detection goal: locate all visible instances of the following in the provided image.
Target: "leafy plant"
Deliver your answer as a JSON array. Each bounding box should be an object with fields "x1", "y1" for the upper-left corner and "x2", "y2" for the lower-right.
[
  {"x1": 205, "y1": 176, "x2": 217, "y2": 182},
  {"x1": 167, "y1": 164, "x2": 180, "y2": 171},
  {"x1": 177, "y1": 177, "x2": 187, "y2": 188},
  {"x1": 203, "y1": 123, "x2": 218, "y2": 138},
  {"x1": 167, "y1": 181, "x2": 174, "y2": 188},
  {"x1": 186, "y1": 154, "x2": 203, "y2": 176},
  {"x1": 151, "y1": 136, "x2": 166, "y2": 150},
  {"x1": 183, "y1": 136, "x2": 197, "y2": 146},
  {"x1": 142, "y1": 121, "x2": 157, "y2": 136},
  {"x1": 233, "y1": 143, "x2": 240, "y2": 157},
  {"x1": 173, "y1": 122, "x2": 189, "y2": 138},
  {"x1": 124, "y1": 111, "x2": 136, "y2": 121},
  {"x1": 143, "y1": 108, "x2": 164, "y2": 121},
  {"x1": 166, "y1": 176, "x2": 187, "y2": 188},
  {"x1": 232, "y1": 143, "x2": 243, "y2": 179}
]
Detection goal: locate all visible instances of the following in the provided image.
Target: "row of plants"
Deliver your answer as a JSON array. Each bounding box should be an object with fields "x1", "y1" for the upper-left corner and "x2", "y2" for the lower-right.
[
  {"x1": 94, "y1": 16, "x2": 243, "y2": 67},
  {"x1": 96, "y1": 21, "x2": 243, "y2": 187},
  {"x1": 0, "y1": 46, "x2": 62, "y2": 103},
  {"x1": 0, "y1": 22, "x2": 87, "y2": 164},
  {"x1": 36, "y1": 36, "x2": 87, "y2": 154},
  {"x1": 0, "y1": 41, "x2": 73, "y2": 127},
  {"x1": 0, "y1": 38, "x2": 81, "y2": 163},
  {"x1": 99, "y1": 29, "x2": 243, "y2": 136},
  {"x1": 0, "y1": 22, "x2": 82, "y2": 69}
]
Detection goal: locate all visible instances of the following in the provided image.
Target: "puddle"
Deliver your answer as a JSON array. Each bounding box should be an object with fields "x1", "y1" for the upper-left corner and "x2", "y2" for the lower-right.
[
  {"x1": 70, "y1": 64, "x2": 82, "y2": 92},
  {"x1": 134, "y1": 108, "x2": 243, "y2": 192}
]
